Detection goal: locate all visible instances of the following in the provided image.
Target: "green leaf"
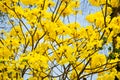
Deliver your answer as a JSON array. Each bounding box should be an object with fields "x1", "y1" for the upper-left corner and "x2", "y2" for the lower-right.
[
  {"x1": 22, "y1": 59, "x2": 28, "y2": 62},
  {"x1": 108, "y1": 47, "x2": 111, "y2": 51},
  {"x1": 99, "y1": 47, "x2": 103, "y2": 50},
  {"x1": 109, "y1": 53, "x2": 116, "y2": 59},
  {"x1": 115, "y1": 48, "x2": 120, "y2": 53},
  {"x1": 103, "y1": 37, "x2": 107, "y2": 43}
]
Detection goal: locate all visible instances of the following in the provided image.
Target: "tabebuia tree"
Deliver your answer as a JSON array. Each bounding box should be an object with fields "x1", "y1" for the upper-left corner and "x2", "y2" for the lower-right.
[{"x1": 0, "y1": 0, "x2": 120, "y2": 80}]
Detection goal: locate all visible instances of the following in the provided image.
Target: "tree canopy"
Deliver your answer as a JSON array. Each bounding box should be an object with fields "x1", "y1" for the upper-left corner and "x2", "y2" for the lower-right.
[{"x1": 0, "y1": 0, "x2": 120, "y2": 80}]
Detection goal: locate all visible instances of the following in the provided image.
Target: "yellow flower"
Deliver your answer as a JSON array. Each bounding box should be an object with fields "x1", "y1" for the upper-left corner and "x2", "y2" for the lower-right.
[
  {"x1": 102, "y1": 6, "x2": 112, "y2": 15},
  {"x1": 91, "y1": 53, "x2": 106, "y2": 68},
  {"x1": 15, "y1": 6, "x2": 24, "y2": 16},
  {"x1": 88, "y1": 0, "x2": 101, "y2": 6},
  {"x1": 0, "y1": 2, "x2": 7, "y2": 12},
  {"x1": 109, "y1": 0, "x2": 120, "y2": 7},
  {"x1": 9, "y1": 25, "x2": 24, "y2": 39},
  {"x1": 48, "y1": 0, "x2": 55, "y2": 7},
  {"x1": 116, "y1": 37, "x2": 120, "y2": 49},
  {"x1": 59, "y1": 58, "x2": 68, "y2": 65},
  {"x1": 61, "y1": 0, "x2": 72, "y2": 3},
  {"x1": 70, "y1": 0, "x2": 80, "y2": 8},
  {"x1": 21, "y1": 0, "x2": 40, "y2": 5},
  {"x1": 89, "y1": 0, "x2": 106, "y2": 6},
  {"x1": 58, "y1": 4, "x2": 72, "y2": 17},
  {"x1": 86, "y1": 13, "x2": 96, "y2": 23}
]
